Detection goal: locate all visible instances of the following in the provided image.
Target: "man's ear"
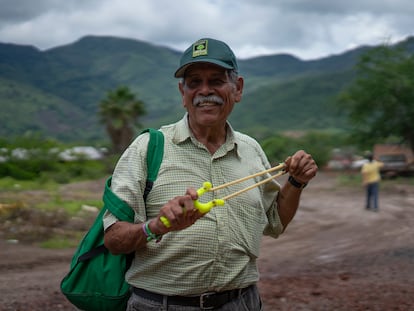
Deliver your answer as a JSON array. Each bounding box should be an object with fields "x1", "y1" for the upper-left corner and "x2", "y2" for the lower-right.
[
  {"x1": 178, "y1": 81, "x2": 185, "y2": 96},
  {"x1": 178, "y1": 81, "x2": 186, "y2": 107},
  {"x1": 234, "y1": 77, "x2": 244, "y2": 103}
]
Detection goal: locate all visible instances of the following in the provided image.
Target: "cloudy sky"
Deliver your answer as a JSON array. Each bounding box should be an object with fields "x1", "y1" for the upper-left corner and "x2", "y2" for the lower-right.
[{"x1": 0, "y1": 0, "x2": 413, "y2": 60}]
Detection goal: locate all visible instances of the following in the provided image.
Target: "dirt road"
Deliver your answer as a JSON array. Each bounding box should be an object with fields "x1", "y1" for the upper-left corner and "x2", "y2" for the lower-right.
[{"x1": 1, "y1": 172, "x2": 413, "y2": 310}]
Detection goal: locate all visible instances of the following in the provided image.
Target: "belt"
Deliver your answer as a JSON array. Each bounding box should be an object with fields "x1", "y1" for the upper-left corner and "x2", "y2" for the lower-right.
[{"x1": 132, "y1": 285, "x2": 253, "y2": 310}]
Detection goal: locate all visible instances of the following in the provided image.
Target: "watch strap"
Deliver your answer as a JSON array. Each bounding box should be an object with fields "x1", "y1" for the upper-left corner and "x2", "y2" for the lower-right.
[{"x1": 288, "y1": 176, "x2": 307, "y2": 189}]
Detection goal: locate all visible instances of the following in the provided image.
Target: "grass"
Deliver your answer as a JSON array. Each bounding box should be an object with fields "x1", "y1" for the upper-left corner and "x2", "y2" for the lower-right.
[
  {"x1": 0, "y1": 176, "x2": 60, "y2": 191},
  {"x1": 35, "y1": 197, "x2": 103, "y2": 216},
  {"x1": 0, "y1": 176, "x2": 103, "y2": 215},
  {"x1": 0, "y1": 176, "x2": 104, "y2": 249},
  {"x1": 40, "y1": 234, "x2": 84, "y2": 249}
]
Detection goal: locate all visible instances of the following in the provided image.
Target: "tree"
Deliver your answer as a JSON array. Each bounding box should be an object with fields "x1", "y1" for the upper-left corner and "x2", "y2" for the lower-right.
[
  {"x1": 338, "y1": 44, "x2": 414, "y2": 152},
  {"x1": 98, "y1": 86, "x2": 146, "y2": 154}
]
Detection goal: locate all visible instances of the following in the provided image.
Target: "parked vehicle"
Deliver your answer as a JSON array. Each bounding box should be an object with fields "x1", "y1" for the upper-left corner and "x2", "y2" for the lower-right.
[{"x1": 374, "y1": 144, "x2": 414, "y2": 178}]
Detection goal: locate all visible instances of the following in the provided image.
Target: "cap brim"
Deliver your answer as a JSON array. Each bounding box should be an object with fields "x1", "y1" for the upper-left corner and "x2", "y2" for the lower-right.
[{"x1": 174, "y1": 59, "x2": 234, "y2": 78}]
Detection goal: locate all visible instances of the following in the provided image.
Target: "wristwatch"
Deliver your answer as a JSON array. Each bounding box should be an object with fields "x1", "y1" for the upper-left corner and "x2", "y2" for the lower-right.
[{"x1": 288, "y1": 176, "x2": 307, "y2": 189}]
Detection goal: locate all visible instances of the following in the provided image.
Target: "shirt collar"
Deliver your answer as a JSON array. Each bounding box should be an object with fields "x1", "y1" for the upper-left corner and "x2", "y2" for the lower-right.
[{"x1": 171, "y1": 114, "x2": 240, "y2": 158}]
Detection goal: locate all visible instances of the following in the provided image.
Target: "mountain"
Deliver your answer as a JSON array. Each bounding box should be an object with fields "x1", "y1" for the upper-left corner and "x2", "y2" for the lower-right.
[{"x1": 1, "y1": 35, "x2": 413, "y2": 142}]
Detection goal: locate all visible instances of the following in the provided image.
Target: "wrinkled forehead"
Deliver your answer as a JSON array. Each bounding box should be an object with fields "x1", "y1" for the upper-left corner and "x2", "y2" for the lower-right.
[{"x1": 183, "y1": 62, "x2": 228, "y2": 78}]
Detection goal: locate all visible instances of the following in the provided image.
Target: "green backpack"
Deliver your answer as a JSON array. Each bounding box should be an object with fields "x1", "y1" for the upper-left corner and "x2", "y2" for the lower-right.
[{"x1": 60, "y1": 128, "x2": 164, "y2": 311}]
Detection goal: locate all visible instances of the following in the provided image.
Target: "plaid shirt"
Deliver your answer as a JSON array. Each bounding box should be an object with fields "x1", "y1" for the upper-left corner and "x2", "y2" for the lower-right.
[{"x1": 103, "y1": 115, "x2": 283, "y2": 295}]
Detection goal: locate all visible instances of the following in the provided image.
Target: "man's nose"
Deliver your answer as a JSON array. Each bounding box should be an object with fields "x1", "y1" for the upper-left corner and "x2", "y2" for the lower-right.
[{"x1": 198, "y1": 81, "x2": 214, "y2": 95}]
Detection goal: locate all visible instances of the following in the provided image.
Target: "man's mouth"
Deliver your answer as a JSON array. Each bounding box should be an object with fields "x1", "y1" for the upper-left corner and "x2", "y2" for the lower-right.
[{"x1": 198, "y1": 102, "x2": 218, "y2": 107}]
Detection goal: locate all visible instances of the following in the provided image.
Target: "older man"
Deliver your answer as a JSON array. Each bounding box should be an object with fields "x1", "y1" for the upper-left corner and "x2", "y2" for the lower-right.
[{"x1": 104, "y1": 38, "x2": 318, "y2": 310}]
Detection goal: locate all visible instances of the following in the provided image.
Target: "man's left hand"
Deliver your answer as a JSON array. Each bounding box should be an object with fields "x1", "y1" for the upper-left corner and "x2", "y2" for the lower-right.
[{"x1": 285, "y1": 150, "x2": 318, "y2": 184}]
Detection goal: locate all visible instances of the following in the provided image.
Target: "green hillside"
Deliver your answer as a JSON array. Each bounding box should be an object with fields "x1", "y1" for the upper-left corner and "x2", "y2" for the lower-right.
[
  {"x1": 230, "y1": 70, "x2": 354, "y2": 139},
  {"x1": 0, "y1": 78, "x2": 89, "y2": 139},
  {"x1": 1, "y1": 35, "x2": 413, "y2": 142}
]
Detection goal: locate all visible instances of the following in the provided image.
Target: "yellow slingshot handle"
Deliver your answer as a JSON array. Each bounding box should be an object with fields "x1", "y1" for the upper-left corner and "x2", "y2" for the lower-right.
[
  {"x1": 160, "y1": 182, "x2": 224, "y2": 228},
  {"x1": 194, "y1": 182, "x2": 225, "y2": 213}
]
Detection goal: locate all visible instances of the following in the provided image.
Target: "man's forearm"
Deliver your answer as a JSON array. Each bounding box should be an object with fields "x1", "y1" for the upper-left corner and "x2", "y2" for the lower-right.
[
  {"x1": 276, "y1": 181, "x2": 303, "y2": 230},
  {"x1": 104, "y1": 221, "x2": 147, "y2": 254}
]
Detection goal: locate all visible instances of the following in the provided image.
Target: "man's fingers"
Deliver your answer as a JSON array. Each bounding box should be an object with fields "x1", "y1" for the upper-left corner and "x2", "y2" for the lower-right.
[{"x1": 285, "y1": 150, "x2": 318, "y2": 183}]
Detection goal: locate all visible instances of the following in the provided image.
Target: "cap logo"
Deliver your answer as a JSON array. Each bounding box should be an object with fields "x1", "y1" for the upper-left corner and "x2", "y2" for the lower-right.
[{"x1": 192, "y1": 40, "x2": 208, "y2": 58}]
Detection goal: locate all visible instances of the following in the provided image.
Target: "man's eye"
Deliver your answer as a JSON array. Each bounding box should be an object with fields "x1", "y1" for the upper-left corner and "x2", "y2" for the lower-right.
[
  {"x1": 187, "y1": 80, "x2": 201, "y2": 89},
  {"x1": 211, "y1": 79, "x2": 225, "y2": 86}
]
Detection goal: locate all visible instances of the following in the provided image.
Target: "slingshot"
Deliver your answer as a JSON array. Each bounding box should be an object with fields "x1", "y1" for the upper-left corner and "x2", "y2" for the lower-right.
[{"x1": 160, "y1": 163, "x2": 287, "y2": 228}]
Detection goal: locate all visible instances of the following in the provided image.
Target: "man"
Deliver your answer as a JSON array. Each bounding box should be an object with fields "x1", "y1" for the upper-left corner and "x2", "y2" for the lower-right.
[
  {"x1": 104, "y1": 38, "x2": 318, "y2": 310},
  {"x1": 361, "y1": 153, "x2": 384, "y2": 211}
]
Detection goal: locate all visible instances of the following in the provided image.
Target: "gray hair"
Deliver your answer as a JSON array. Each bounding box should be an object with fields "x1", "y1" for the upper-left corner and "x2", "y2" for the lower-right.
[{"x1": 227, "y1": 69, "x2": 238, "y2": 84}]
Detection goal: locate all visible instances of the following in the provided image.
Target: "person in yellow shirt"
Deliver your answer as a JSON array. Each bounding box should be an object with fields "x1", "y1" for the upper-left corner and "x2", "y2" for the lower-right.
[{"x1": 361, "y1": 153, "x2": 384, "y2": 211}]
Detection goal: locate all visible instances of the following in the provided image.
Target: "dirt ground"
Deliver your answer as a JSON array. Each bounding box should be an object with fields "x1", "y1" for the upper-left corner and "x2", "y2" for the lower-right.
[{"x1": 0, "y1": 171, "x2": 413, "y2": 311}]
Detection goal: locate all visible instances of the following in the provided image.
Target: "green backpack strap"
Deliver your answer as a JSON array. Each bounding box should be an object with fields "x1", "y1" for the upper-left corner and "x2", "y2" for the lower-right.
[
  {"x1": 103, "y1": 177, "x2": 132, "y2": 222},
  {"x1": 140, "y1": 128, "x2": 165, "y2": 201},
  {"x1": 104, "y1": 128, "x2": 164, "y2": 222}
]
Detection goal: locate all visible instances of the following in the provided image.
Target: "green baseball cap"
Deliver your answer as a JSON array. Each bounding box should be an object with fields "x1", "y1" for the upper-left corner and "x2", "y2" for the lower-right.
[{"x1": 174, "y1": 38, "x2": 238, "y2": 78}]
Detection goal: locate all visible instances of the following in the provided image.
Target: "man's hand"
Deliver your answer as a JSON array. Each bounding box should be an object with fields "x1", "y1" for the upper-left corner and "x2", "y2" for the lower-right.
[
  {"x1": 151, "y1": 188, "x2": 204, "y2": 234},
  {"x1": 284, "y1": 150, "x2": 318, "y2": 184},
  {"x1": 104, "y1": 188, "x2": 204, "y2": 254}
]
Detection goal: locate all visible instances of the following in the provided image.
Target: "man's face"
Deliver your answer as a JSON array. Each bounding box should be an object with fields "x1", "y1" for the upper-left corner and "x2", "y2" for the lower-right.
[{"x1": 178, "y1": 63, "x2": 243, "y2": 128}]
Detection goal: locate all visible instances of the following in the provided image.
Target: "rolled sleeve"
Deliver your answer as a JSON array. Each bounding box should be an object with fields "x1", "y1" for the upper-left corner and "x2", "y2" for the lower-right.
[
  {"x1": 263, "y1": 197, "x2": 284, "y2": 238},
  {"x1": 103, "y1": 210, "x2": 118, "y2": 231},
  {"x1": 102, "y1": 133, "x2": 150, "y2": 230}
]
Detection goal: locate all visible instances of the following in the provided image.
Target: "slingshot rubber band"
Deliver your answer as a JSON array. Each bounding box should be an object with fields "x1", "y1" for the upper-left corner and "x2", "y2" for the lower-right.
[{"x1": 160, "y1": 163, "x2": 287, "y2": 228}]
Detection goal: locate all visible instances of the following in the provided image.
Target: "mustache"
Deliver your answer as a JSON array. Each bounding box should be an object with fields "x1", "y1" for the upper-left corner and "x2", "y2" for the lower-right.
[{"x1": 193, "y1": 95, "x2": 224, "y2": 106}]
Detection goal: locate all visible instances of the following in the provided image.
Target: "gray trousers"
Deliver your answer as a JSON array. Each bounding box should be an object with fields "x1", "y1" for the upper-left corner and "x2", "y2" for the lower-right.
[{"x1": 126, "y1": 284, "x2": 264, "y2": 311}]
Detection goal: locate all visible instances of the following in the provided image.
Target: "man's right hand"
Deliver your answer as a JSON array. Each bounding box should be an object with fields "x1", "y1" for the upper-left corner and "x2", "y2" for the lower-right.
[{"x1": 151, "y1": 188, "x2": 204, "y2": 234}]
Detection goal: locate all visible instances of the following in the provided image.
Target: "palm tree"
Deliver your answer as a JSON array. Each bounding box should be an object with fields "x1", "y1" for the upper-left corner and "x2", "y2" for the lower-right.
[{"x1": 98, "y1": 86, "x2": 146, "y2": 154}]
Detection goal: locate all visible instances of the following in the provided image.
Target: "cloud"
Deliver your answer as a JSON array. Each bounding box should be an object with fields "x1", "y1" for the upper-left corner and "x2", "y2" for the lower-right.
[{"x1": 0, "y1": 0, "x2": 413, "y2": 60}]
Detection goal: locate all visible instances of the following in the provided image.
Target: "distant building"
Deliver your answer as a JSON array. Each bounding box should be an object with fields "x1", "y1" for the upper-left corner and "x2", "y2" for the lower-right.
[
  {"x1": 59, "y1": 146, "x2": 106, "y2": 161},
  {"x1": 0, "y1": 146, "x2": 106, "y2": 163}
]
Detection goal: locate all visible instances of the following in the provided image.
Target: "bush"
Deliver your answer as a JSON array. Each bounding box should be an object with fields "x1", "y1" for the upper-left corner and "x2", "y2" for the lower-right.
[
  {"x1": 261, "y1": 131, "x2": 351, "y2": 168},
  {"x1": 0, "y1": 162, "x2": 38, "y2": 180},
  {"x1": 0, "y1": 135, "x2": 111, "y2": 182},
  {"x1": 0, "y1": 158, "x2": 108, "y2": 182}
]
